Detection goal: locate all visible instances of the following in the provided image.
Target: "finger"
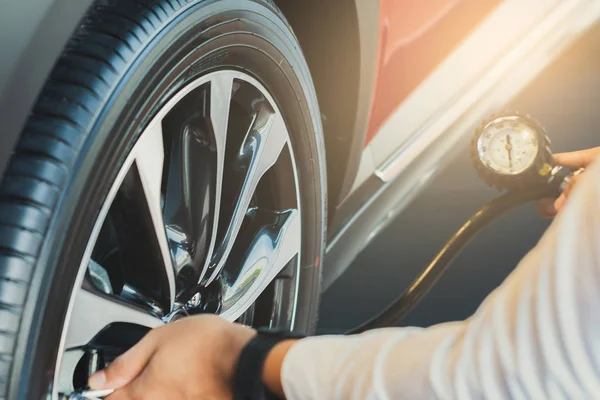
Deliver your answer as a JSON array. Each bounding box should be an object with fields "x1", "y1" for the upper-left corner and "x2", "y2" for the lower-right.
[
  {"x1": 106, "y1": 361, "x2": 167, "y2": 400},
  {"x1": 105, "y1": 383, "x2": 145, "y2": 400},
  {"x1": 553, "y1": 147, "x2": 600, "y2": 169},
  {"x1": 105, "y1": 381, "x2": 148, "y2": 400},
  {"x1": 553, "y1": 193, "x2": 567, "y2": 214},
  {"x1": 551, "y1": 173, "x2": 582, "y2": 215},
  {"x1": 89, "y1": 329, "x2": 160, "y2": 390},
  {"x1": 105, "y1": 386, "x2": 136, "y2": 400},
  {"x1": 562, "y1": 173, "x2": 581, "y2": 197},
  {"x1": 536, "y1": 197, "x2": 558, "y2": 219}
]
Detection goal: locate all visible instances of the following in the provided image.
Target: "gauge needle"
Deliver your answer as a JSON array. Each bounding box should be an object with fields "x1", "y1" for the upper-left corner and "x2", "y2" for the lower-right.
[{"x1": 505, "y1": 134, "x2": 513, "y2": 171}]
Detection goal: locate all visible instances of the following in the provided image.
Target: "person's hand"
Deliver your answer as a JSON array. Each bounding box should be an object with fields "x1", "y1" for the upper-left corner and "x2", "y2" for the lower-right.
[
  {"x1": 88, "y1": 314, "x2": 256, "y2": 400},
  {"x1": 537, "y1": 146, "x2": 600, "y2": 218}
]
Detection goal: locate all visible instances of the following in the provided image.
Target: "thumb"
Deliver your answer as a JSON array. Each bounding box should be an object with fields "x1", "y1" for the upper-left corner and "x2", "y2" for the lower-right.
[
  {"x1": 88, "y1": 330, "x2": 159, "y2": 390},
  {"x1": 553, "y1": 147, "x2": 600, "y2": 169}
]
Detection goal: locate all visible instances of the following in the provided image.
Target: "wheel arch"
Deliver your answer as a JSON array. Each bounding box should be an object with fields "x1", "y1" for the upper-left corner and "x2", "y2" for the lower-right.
[
  {"x1": 274, "y1": 0, "x2": 380, "y2": 217},
  {"x1": 0, "y1": 0, "x2": 380, "y2": 226},
  {"x1": 0, "y1": 0, "x2": 96, "y2": 180}
]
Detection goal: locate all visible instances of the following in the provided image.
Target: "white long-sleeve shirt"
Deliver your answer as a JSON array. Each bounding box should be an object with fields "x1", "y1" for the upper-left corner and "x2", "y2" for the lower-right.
[{"x1": 281, "y1": 157, "x2": 600, "y2": 399}]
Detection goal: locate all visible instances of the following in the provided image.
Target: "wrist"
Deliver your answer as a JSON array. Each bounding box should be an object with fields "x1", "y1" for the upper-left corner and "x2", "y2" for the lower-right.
[{"x1": 261, "y1": 339, "x2": 299, "y2": 398}]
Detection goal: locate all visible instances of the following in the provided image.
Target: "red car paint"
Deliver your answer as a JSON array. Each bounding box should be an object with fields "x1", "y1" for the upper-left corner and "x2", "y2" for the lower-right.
[{"x1": 365, "y1": 0, "x2": 502, "y2": 145}]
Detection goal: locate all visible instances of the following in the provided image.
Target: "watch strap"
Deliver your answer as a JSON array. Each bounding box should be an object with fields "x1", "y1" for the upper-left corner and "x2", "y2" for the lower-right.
[{"x1": 233, "y1": 328, "x2": 306, "y2": 400}]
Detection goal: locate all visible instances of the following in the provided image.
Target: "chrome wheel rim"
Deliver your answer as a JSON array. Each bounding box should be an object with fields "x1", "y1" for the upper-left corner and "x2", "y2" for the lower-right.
[{"x1": 52, "y1": 70, "x2": 302, "y2": 395}]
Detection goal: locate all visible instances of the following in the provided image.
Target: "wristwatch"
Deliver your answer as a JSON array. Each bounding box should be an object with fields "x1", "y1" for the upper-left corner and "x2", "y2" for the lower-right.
[{"x1": 233, "y1": 327, "x2": 306, "y2": 400}]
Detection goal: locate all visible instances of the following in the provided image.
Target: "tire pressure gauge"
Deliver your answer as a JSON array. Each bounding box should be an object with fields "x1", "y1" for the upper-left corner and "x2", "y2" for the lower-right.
[{"x1": 471, "y1": 111, "x2": 569, "y2": 191}]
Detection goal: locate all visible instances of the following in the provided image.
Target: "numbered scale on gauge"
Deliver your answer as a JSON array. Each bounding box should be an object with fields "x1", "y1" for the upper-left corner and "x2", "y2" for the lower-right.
[{"x1": 471, "y1": 112, "x2": 555, "y2": 191}]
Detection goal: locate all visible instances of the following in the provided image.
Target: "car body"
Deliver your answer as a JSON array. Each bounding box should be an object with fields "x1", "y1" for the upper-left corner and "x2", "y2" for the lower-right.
[{"x1": 2, "y1": 0, "x2": 599, "y2": 295}]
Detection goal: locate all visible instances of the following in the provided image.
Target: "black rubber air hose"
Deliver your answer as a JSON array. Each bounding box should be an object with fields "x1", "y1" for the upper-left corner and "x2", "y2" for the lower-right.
[{"x1": 346, "y1": 184, "x2": 560, "y2": 335}]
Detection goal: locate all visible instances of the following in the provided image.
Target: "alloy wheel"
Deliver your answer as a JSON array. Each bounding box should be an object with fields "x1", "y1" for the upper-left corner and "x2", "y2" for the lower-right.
[{"x1": 52, "y1": 70, "x2": 302, "y2": 394}]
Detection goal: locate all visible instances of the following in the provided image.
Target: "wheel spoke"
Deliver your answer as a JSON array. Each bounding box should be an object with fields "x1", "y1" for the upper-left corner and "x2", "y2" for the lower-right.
[
  {"x1": 268, "y1": 210, "x2": 301, "y2": 276},
  {"x1": 56, "y1": 349, "x2": 85, "y2": 393},
  {"x1": 163, "y1": 96, "x2": 219, "y2": 285},
  {"x1": 134, "y1": 120, "x2": 176, "y2": 308},
  {"x1": 173, "y1": 73, "x2": 232, "y2": 284},
  {"x1": 65, "y1": 287, "x2": 163, "y2": 349},
  {"x1": 220, "y1": 209, "x2": 301, "y2": 318},
  {"x1": 206, "y1": 112, "x2": 289, "y2": 284}
]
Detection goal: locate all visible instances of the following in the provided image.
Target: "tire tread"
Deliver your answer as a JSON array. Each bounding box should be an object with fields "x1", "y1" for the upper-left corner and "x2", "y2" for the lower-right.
[{"x1": 0, "y1": 0, "x2": 318, "y2": 396}]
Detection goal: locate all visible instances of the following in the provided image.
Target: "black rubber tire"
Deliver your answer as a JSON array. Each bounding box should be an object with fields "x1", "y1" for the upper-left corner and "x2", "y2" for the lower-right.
[{"x1": 0, "y1": 0, "x2": 326, "y2": 398}]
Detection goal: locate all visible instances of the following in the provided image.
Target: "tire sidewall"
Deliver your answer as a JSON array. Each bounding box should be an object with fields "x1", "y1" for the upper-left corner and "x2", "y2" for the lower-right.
[{"x1": 13, "y1": 1, "x2": 325, "y2": 397}]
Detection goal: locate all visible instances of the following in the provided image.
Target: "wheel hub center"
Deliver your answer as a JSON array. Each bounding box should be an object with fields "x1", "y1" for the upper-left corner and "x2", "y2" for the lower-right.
[{"x1": 164, "y1": 309, "x2": 188, "y2": 323}]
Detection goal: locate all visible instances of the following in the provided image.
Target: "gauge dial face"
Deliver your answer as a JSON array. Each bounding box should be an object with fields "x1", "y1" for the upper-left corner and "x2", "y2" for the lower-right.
[{"x1": 477, "y1": 117, "x2": 540, "y2": 175}]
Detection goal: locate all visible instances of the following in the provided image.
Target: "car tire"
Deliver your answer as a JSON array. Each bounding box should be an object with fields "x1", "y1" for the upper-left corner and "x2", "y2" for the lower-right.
[{"x1": 0, "y1": 0, "x2": 326, "y2": 397}]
